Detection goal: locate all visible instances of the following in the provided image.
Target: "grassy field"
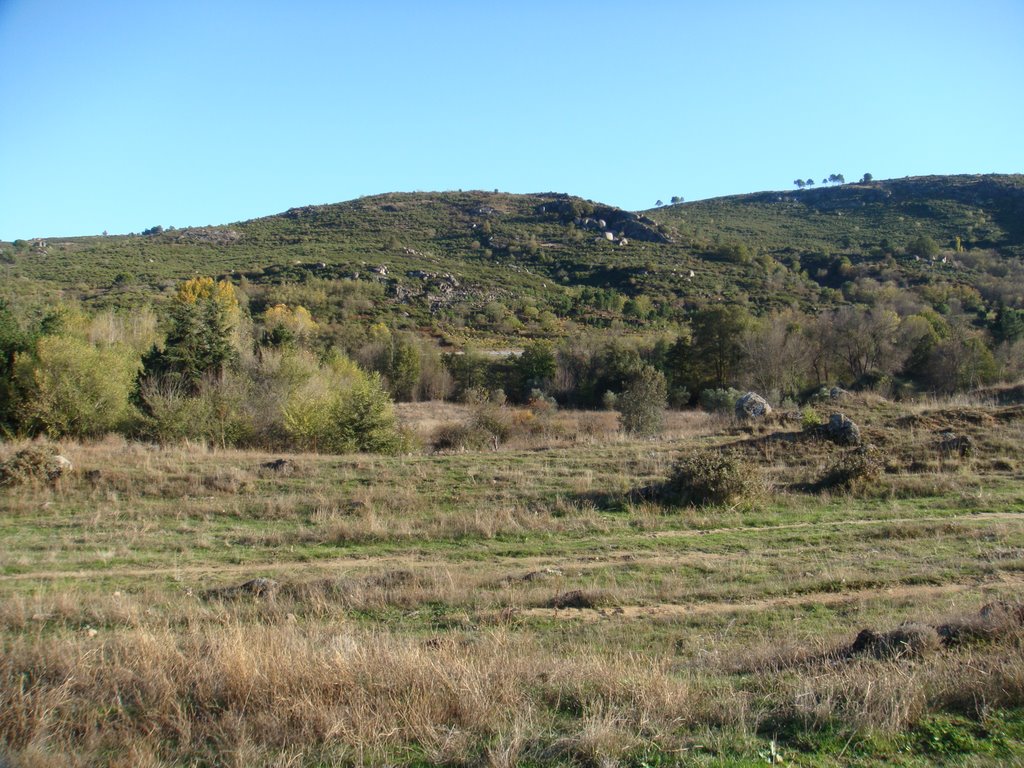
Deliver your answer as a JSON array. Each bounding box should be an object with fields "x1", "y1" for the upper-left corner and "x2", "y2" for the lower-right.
[{"x1": 2, "y1": 394, "x2": 1024, "y2": 766}]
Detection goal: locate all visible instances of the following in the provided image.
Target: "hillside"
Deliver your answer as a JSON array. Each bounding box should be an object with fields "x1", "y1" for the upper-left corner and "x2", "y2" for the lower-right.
[
  {"x1": 649, "y1": 174, "x2": 1024, "y2": 258},
  {"x1": 2, "y1": 174, "x2": 1022, "y2": 342}
]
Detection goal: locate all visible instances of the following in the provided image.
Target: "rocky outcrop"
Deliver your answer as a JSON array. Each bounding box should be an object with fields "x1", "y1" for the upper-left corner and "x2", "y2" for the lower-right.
[
  {"x1": 734, "y1": 392, "x2": 772, "y2": 420},
  {"x1": 170, "y1": 228, "x2": 242, "y2": 245},
  {"x1": 937, "y1": 431, "x2": 973, "y2": 457},
  {"x1": 825, "y1": 412, "x2": 861, "y2": 445},
  {"x1": 535, "y1": 198, "x2": 671, "y2": 244}
]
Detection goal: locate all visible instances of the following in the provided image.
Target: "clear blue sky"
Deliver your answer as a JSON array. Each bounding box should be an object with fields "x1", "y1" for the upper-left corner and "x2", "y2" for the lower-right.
[{"x1": 1, "y1": 1, "x2": 1022, "y2": 239}]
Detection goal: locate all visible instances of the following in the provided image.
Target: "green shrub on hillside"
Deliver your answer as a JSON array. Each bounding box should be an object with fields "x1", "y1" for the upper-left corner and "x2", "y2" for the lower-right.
[
  {"x1": 819, "y1": 445, "x2": 882, "y2": 492},
  {"x1": 281, "y1": 353, "x2": 407, "y2": 455},
  {"x1": 699, "y1": 388, "x2": 743, "y2": 413},
  {"x1": 15, "y1": 335, "x2": 139, "y2": 438},
  {"x1": 618, "y1": 365, "x2": 667, "y2": 436},
  {"x1": 659, "y1": 450, "x2": 752, "y2": 506}
]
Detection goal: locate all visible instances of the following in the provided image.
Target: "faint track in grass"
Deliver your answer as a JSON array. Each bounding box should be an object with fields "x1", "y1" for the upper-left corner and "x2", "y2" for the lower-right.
[
  {"x1": 1, "y1": 509, "x2": 1020, "y2": 584},
  {"x1": 516, "y1": 571, "x2": 1024, "y2": 623},
  {"x1": 646, "y1": 508, "x2": 1023, "y2": 539}
]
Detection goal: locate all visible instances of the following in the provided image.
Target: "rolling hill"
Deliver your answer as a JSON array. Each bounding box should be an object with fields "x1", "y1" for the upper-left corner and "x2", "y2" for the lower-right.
[{"x1": 2, "y1": 174, "x2": 1022, "y2": 342}]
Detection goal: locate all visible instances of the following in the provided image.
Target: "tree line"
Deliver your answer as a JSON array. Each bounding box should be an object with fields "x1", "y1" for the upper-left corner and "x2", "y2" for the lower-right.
[{"x1": 1, "y1": 276, "x2": 1021, "y2": 449}]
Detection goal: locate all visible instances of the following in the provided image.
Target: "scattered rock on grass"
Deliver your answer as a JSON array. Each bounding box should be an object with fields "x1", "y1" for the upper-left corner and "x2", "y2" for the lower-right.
[
  {"x1": 829, "y1": 386, "x2": 849, "y2": 401},
  {"x1": 203, "y1": 578, "x2": 280, "y2": 600},
  {"x1": 848, "y1": 623, "x2": 941, "y2": 659},
  {"x1": 825, "y1": 412, "x2": 861, "y2": 445},
  {"x1": 735, "y1": 392, "x2": 772, "y2": 420}
]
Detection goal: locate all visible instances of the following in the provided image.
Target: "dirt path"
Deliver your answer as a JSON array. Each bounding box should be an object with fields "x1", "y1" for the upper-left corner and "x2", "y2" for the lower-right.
[
  {"x1": 647, "y1": 509, "x2": 1023, "y2": 539},
  {"x1": 517, "y1": 571, "x2": 1024, "y2": 623}
]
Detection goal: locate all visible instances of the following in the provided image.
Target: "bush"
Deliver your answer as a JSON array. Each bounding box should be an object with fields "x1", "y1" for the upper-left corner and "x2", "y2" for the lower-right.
[
  {"x1": 0, "y1": 445, "x2": 66, "y2": 487},
  {"x1": 432, "y1": 405, "x2": 511, "y2": 451},
  {"x1": 432, "y1": 422, "x2": 478, "y2": 452},
  {"x1": 667, "y1": 385, "x2": 691, "y2": 409},
  {"x1": 619, "y1": 365, "x2": 667, "y2": 436},
  {"x1": 137, "y1": 348, "x2": 407, "y2": 455},
  {"x1": 699, "y1": 387, "x2": 743, "y2": 413},
  {"x1": 136, "y1": 377, "x2": 216, "y2": 444},
  {"x1": 282, "y1": 356, "x2": 407, "y2": 455},
  {"x1": 16, "y1": 336, "x2": 139, "y2": 438},
  {"x1": 819, "y1": 445, "x2": 882, "y2": 492},
  {"x1": 800, "y1": 407, "x2": 820, "y2": 430},
  {"x1": 330, "y1": 373, "x2": 409, "y2": 454},
  {"x1": 138, "y1": 370, "x2": 258, "y2": 448},
  {"x1": 658, "y1": 450, "x2": 752, "y2": 506},
  {"x1": 470, "y1": 404, "x2": 512, "y2": 446}
]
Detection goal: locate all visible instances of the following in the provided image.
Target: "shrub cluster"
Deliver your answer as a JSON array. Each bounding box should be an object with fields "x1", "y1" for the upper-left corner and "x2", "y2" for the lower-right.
[
  {"x1": 433, "y1": 404, "x2": 512, "y2": 452},
  {"x1": 0, "y1": 445, "x2": 64, "y2": 487},
  {"x1": 819, "y1": 444, "x2": 882, "y2": 492},
  {"x1": 1, "y1": 280, "x2": 408, "y2": 455},
  {"x1": 658, "y1": 449, "x2": 752, "y2": 506}
]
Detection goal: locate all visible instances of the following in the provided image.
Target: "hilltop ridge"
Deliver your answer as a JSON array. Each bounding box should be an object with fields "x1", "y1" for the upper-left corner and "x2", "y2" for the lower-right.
[
  {"x1": 1, "y1": 174, "x2": 1022, "y2": 342},
  {"x1": 651, "y1": 174, "x2": 1024, "y2": 257}
]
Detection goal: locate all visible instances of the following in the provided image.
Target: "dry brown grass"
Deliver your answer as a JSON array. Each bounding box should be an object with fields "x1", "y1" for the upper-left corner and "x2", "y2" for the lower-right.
[
  {"x1": 3, "y1": 396, "x2": 1024, "y2": 765},
  {"x1": 0, "y1": 619, "x2": 752, "y2": 766},
  {"x1": 396, "y1": 402, "x2": 726, "y2": 453},
  {"x1": 4, "y1": 600, "x2": 1022, "y2": 766}
]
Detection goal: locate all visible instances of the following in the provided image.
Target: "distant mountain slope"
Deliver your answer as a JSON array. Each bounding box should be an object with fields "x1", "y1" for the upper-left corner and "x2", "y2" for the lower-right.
[
  {"x1": 647, "y1": 174, "x2": 1024, "y2": 257},
  {"x1": 2, "y1": 175, "x2": 1021, "y2": 336}
]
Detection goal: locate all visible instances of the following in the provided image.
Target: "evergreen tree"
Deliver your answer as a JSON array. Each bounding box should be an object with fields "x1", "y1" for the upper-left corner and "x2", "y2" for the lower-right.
[
  {"x1": 138, "y1": 278, "x2": 239, "y2": 396},
  {"x1": 676, "y1": 306, "x2": 751, "y2": 392},
  {"x1": 514, "y1": 340, "x2": 556, "y2": 399},
  {"x1": 992, "y1": 304, "x2": 1024, "y2": 344},
  {"x1": 386, "y1": 334, "x2": 421, "y2": 401}
]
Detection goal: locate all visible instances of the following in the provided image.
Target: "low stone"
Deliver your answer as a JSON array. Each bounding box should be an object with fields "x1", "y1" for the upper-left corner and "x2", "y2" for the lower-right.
[
  {"x1": 825, "y1": 413, "x2": 861, "y2": 445},
  {"x1": 735, "y1": 392, "x2": 772, "y2": 420},
  {"x1": 937, "y1": 432, "x2": 973, "y2": 458},
  {"x1": 849, "y1": 623, "x2": 940, "y2": 659},
  {"x1": 260, "y1": 458, "x2": 294, "y2": 474}
]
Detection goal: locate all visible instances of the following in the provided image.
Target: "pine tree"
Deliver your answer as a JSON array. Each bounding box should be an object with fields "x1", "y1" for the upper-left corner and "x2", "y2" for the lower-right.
[{"x1": 138, "y1": 278, "x2": 239, "y2": 396}]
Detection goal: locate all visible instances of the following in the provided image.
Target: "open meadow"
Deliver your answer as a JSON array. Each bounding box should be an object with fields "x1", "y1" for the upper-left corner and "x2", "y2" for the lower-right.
[{"x1": 2, "y1": 392, "x2": 1024, "y2": 766}]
